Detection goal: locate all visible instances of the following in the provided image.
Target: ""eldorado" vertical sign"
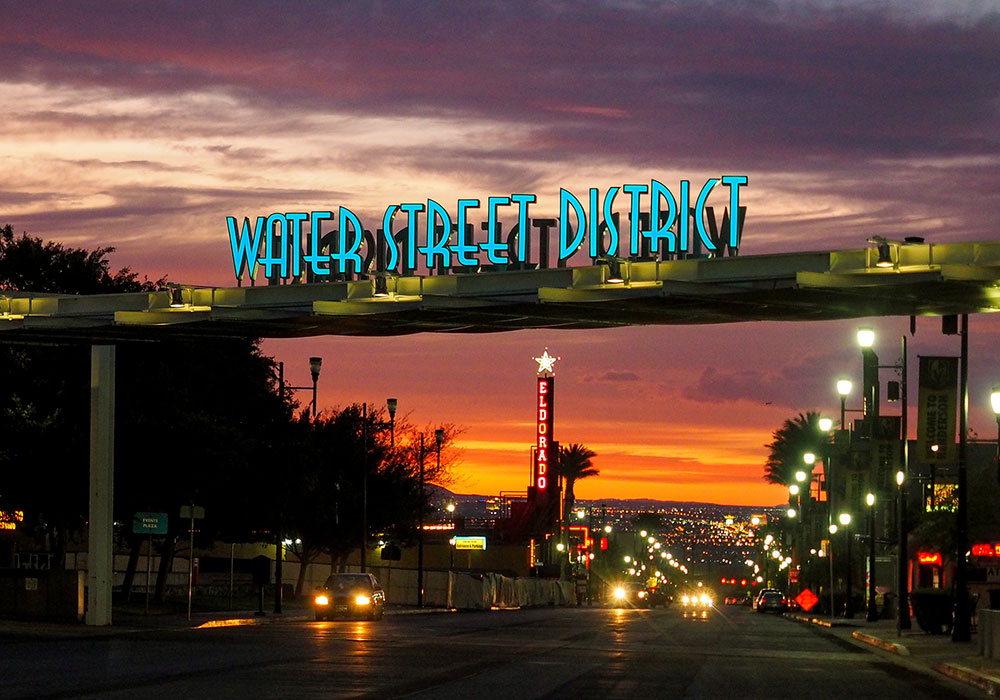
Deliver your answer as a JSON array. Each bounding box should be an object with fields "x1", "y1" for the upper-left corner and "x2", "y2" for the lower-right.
[{"x1": 536, "y1": 376, "x2": 554, "y2": 491}]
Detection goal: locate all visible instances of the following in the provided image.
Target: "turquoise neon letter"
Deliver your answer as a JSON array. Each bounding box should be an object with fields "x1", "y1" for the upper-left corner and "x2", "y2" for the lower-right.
[
  {"x1": 621, "y1": 184, "x2": 648, "y2": 256},
  {"x1": 559, "y1": 189, "x2": 586, "y2": 260},
  {"x1": 399, "y1": 203, "x2": 425, "y2": 270},
  {"x1": 451, "y1": 199, "x2": 480, "y2": 266},
  {"x1": 381, "y1": 205, "x2": 400, "y2": 272},
  {"x1": 645, "y1": 180, "x2": 677, "y2": 253},
  {"x1": 421, "y1": 199, "x2": 452, "y2": 269},
  {"x1": 262, "y1": 213, "x2": 289, "y2": 278},
  {"x1": 586, "y1": 189, "x2": 601, "y2": 258},
  {"x1": 285, "y1": 212, "x2": 308, "y2": 278},
  {"x1": 721, "y1": 175, "x2": 748, "y2": 247},
  {"x1": 227, "y1": 215, "x2": 265, "y2": 281},
  {"x1": 510, "y1": 194, "x2": 536, "y2": 263},
  {"x1": 678, "y1": 180, "x2": 690, "y2": 252},
  {"x1": 480, "y1": 196, "x2": 510, "y2": 264},
  {"x1": 602, "y1": 186, "x2": 621, "y2": 257},
  {"x1": 332, "y1": 207, "x2": 364, "y2": 273},
  {"x1": 694, "y1": 178, "x2": 720, "y2": 251},
  {"x1": 305, "y1": 211, "x2": 333, "y2": 276}
]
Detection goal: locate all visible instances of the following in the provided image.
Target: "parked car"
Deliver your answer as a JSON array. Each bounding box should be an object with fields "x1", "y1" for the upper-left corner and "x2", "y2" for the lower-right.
[
  {"x1": 755, "y1": 590, "x2": 788, "y2": 614},
  {"x1": 752, "y1": 588, "x2": 780, "y2": 610},
  {"x1": 313, "y1": 573, "x2": 386, "y2": 621}
]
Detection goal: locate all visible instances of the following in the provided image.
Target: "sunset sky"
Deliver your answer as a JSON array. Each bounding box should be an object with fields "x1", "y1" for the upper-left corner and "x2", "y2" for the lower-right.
[{"x1": 3, "y1": 1, "x2": 999, "y2": 506}]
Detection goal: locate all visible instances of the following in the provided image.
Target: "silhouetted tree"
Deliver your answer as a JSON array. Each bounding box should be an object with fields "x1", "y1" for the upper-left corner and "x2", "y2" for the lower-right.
[
  {"x1": 763, "y1": 411, "x2": 825, "y2": 485},
  {"x1": 555, "y1": 443, "x2": 599, "y2": 517}
]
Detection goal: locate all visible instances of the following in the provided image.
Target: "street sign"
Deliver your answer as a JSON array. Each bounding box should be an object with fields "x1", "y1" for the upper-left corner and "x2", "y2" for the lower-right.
[
  {"x1": 795, "y1": 588, "x2": 819, "y2": 612},
  {"x1": 133, "y1": 512, "x2": 168, "y2": 535},
  {"x1": 179, "y1": 505, "x2": 205, "y2": 520},
  {"x1": 789, "y1": 568, "x2": 799, "y2": 583},
  {"x1": 453, "y1": 536, "x2": 487, "y2": 551}
]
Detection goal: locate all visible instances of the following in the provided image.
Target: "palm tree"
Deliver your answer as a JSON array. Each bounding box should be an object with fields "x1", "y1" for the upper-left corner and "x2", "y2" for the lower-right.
[
  {"x1": 556, "y1": 443, "x2": 600, "y2": 517},
  {"x1": 763, "y1": 411, "x2": 825, "y2": 485}
]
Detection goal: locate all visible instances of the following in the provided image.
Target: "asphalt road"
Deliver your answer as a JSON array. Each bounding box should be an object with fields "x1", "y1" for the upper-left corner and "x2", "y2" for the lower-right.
[{"x1": 0, "y1": 606, "x2": 983, "y2": 699}]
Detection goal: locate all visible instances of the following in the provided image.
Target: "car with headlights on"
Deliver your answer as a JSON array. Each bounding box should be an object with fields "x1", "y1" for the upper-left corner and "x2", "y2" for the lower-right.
[
  {"x1": 313, "y1": 573, "x2": 385, "y2": 621},
  {"x1": 611, "y1": 581, "x2": 651, "y2": 608},
  {"x1": 679, "y1": 590, "x2": 714, "y2": 609}
]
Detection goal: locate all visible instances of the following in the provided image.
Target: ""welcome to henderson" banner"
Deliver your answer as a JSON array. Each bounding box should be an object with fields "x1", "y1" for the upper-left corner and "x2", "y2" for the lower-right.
[{"x1": 227, "y1": 177, "x2": 747, "y2": 282}]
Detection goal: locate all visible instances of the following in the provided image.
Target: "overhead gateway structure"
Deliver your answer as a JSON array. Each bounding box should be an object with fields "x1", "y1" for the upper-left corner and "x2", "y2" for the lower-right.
[
  {"x1": 4, "y1": 238, "x2": 1000, "y2": 625},
  {"x1": 3, "y1": 241, "x2": 1000, "y2": 341}
]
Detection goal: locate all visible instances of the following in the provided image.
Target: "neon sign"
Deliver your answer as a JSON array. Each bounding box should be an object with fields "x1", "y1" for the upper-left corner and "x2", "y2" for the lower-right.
[
  {"x1": 227, "y1": 177, "x2": 748, "y2": 281},
  {"x1": 0, "y1": 509, "x2": 23, "y2": 531},
  {"x1": 535, "y1": 377, "x2": 554, "y2": 491},
  {"x1": 917, "y1": 552, "x2": 942, "y2": 566}
]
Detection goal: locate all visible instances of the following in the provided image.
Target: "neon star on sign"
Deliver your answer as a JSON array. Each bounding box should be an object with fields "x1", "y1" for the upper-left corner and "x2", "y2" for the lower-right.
[{"x1": 533, "y1": 348, "x2": 559, "y2": 375}]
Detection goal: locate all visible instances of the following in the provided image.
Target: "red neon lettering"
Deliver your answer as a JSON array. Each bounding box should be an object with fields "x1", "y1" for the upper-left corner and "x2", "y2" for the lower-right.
[
  {"x1": 538, "y1": 436, "x2": 547, "y2": 448},
  {"x1": 538, "y1": 462, "x2": 546, "y2": 475},
  {"x1": 538, "y1": 476, "x2": 546, "y2": 489},
  {"x1": 538, "y1": 395, "x2": 547, "y2": 408},
  {"x1": 973, "y1": 544, "x2": 995, "y2": 557},
  {"x1": 538, "y1": 408, "x2": 547, "y2": 421},
  {"x1": 539, "y1": 381, "x2": 548, "y2": 394},
  {"x1": 538, "y1": 423, "x2": 547, "y2": 435},
  {"x1": 538, "y1": 449, "x2": 547, "y2": 463}
]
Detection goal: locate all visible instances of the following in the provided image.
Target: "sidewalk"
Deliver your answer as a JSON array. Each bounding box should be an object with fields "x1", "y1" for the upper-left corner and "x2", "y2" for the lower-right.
[{"x1": 790, "y1": 612, "x2": 1000, "y2": 696}]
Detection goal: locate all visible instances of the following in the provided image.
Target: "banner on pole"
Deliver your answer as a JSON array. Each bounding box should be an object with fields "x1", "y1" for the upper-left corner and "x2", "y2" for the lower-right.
[{"x1": 916, "y1": 356, "x2": 958, "y2": 465}]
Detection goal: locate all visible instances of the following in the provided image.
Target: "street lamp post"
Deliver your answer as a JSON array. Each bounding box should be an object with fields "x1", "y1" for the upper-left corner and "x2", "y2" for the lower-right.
[
  {"x1": 447, "y1": 503, "x2": 456, "y2": 570},
  {"x1": 387, "y1": 397, "x2": 397, "y2": 448},
  {"x1": 361, "y1": 402, "x2": 368, "y2": 573},
  {"x1": 274, "y1": 357, "x2": 322, "y2": 614},
  {"x1": 898, "y1": 334, "x2": 911, "y2": 632},
  {"x1": 840, "y1": 512, "x2": 853, "y2": 618},
  {"x1": 896, "y1": 469, "x2": 908, "y2": 632},
  {"x1": 828, "y1": 523, "x2": 837, "y2": 621},
  {"x1": 278, "y1": 357, "x2": 323, "y2": 418},
  {"x1": 991, "y1": 388, "x2": 1000, "y2": 483},
  {"x1": 837, "y1": 379, "x2": 853, "y2": 431},
  {"x1": 435, "y1": 428, "x2": 444, "y2": 574},
  {"x1": 953, "y1": 314, "x2": 971, "y2": 642},
  {"x1": 417, "y1": 433, "x2": 425, "y2": 607},
  {"x1": 866, "y1": 492, "x2": 878, "y2": 622}
]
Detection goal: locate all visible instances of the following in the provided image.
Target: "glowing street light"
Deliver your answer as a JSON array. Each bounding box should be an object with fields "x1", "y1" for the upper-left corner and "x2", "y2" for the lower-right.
[
  {"x1": 837, "y1": 378, "x2": 853, "y2": 430},
  {"x1": 857, "y1": 326, "x2": 875, "y2": 348}
]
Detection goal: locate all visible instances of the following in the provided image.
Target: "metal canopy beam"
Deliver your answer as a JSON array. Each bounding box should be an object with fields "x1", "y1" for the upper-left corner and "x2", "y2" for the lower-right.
[{"x1": 2, "y1": 240, "x2": 1000, "y2": 342}]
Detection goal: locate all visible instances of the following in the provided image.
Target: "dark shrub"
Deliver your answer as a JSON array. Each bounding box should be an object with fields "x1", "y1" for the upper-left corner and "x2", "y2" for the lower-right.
[{"x1": 911, "y1": 588, "x2": 953, "y2": 635}]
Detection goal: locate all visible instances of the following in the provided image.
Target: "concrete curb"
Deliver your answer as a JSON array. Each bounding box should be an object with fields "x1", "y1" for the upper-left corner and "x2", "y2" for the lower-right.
[
  {"x1": 851, "y1": 630, "x2": 911, "y2": 656},
  {"x1": 788, "y1": 613, "x2": 834, "y2": 628},
  {"x1": 789, "y1": 611, "x2": 1000, "y2": 695},
  {"x1": 934, "y1": 662, "x2": 1000, "y2": 697}
]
